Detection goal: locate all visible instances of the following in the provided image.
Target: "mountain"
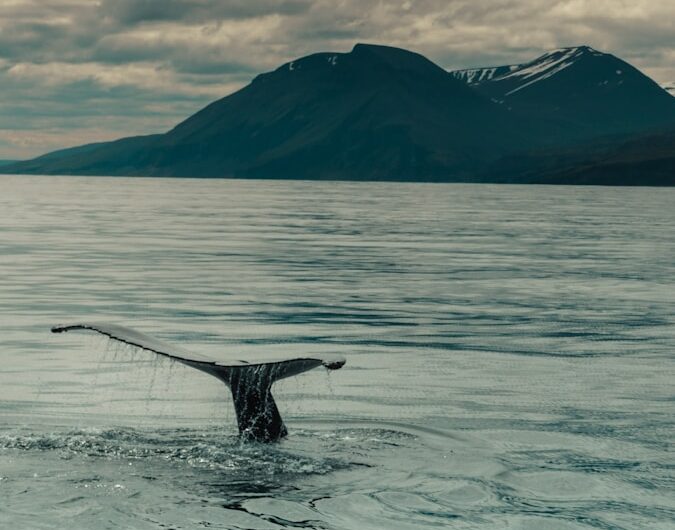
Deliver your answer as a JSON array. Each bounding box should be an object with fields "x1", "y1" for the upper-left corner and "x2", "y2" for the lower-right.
[
  {"x1": 0, "y1": 160, "x2": 19, "y2": 167},
  {"x1": 2, "y1": 43, "x2": 675, "y2": 184},
  {"x1": 479, "y1": 129, "x2": 675, "y2": 185},
  {"x1": 2, "y1": 44, "x2": 534, "y2": 181},
  {"x1": 450, "y1": 46, "x2": 675, "y2": 140}
]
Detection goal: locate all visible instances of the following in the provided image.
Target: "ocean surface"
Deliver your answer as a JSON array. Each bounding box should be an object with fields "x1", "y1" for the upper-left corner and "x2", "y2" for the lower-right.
[{"x1": 0, "y1": 175, "x2": 673, "y2": 530}]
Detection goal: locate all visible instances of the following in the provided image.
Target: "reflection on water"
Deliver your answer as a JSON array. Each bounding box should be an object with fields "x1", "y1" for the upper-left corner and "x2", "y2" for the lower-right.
[{"x1": 0, "y1": 175, "x2": 674, "y2": 529}]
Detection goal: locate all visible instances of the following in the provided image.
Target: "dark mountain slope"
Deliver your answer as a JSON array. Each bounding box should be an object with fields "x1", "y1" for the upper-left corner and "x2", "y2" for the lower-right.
[
  {"x1": 2, "y1": 135, "x2": 161, "y2": 176},
  {"x1": 3, "y1": 44, "x2": 531, "y2": 180},
  {"x1": 480, "y1": 129, "x2": 675, "y2": 185}
]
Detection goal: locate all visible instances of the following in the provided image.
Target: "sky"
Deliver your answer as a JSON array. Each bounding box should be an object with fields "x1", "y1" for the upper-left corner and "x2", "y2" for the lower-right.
[{"x1": 0, "y1": 0, "x2": 673, "y2": 159}]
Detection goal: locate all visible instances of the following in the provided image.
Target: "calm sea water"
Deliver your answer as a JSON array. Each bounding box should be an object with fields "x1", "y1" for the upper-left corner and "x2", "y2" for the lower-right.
[{"x1": 0, "y1": 175, "x2": 673, "y2": 530}]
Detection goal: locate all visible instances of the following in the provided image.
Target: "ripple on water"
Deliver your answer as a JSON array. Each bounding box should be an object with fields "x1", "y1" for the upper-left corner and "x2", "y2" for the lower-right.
[{"x1": 1, "y1": 177, "x2": 674, "y2": 529}]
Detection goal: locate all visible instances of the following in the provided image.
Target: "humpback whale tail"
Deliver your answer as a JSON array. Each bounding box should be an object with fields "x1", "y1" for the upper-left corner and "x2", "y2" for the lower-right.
[{"x1": 51, "y1": 323, "x2": 345, "y2": 442}]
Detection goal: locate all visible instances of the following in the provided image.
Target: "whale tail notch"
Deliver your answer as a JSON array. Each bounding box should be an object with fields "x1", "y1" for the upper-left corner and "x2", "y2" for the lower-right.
[{"x1": 51, "y1": 323, "x2": 345, "y2": 442}]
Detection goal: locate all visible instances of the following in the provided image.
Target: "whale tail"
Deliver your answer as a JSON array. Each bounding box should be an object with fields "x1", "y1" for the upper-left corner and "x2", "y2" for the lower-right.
[{"x1": 51, "y1": 323, "x2": 345, "y2": 442}]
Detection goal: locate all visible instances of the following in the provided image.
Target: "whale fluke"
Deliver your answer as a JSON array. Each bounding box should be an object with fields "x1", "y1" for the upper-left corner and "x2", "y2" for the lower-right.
[{"x1": 51, "y1": 323, "x2": 345, "y2": 442}]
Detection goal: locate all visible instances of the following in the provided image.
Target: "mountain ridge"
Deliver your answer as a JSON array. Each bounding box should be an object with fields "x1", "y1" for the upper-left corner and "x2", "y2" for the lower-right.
[{"x1": 2, "y1": 43, "x2": 674, "y2": 185}]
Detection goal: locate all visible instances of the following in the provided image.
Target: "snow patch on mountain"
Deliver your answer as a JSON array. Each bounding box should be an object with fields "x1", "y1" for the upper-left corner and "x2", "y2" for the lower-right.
[
  {"x1": 453, "y1": 66, "x2": 503, "y2": 84},
  {"x1": 451, "y1": 46, "x2": 607, "y2": 95},
  {"x1": 451, "y1": 64, "x2": 516, "y2": 85},
  {"x1": 500, "y1": 47, "x2": 586, "y2": 82}
]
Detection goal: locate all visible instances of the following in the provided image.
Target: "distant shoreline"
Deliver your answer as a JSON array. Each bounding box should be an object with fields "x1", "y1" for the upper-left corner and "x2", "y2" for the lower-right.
[{"x1": 1, "y1": 172, "x2": 673, "y2": 188}]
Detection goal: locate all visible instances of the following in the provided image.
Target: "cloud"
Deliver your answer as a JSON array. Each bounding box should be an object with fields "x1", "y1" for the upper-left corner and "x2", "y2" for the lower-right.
[
  {"x1": 98, "y1": 0, "x2": 311, "y2": 25},
  {"x1": 0, "y1": 0, "x2": 673, "y2": 158}
]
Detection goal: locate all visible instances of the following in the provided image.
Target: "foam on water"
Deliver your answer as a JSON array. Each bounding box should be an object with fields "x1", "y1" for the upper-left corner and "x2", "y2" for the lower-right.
[{"x1": 0, "y1": 426, "x2": 351, "y2": 476}]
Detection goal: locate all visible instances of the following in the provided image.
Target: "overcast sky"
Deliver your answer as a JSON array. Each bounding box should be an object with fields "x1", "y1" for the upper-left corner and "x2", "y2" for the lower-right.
[{"x1": 1, "y1": 0, "x2": 673, "y2": 159}]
